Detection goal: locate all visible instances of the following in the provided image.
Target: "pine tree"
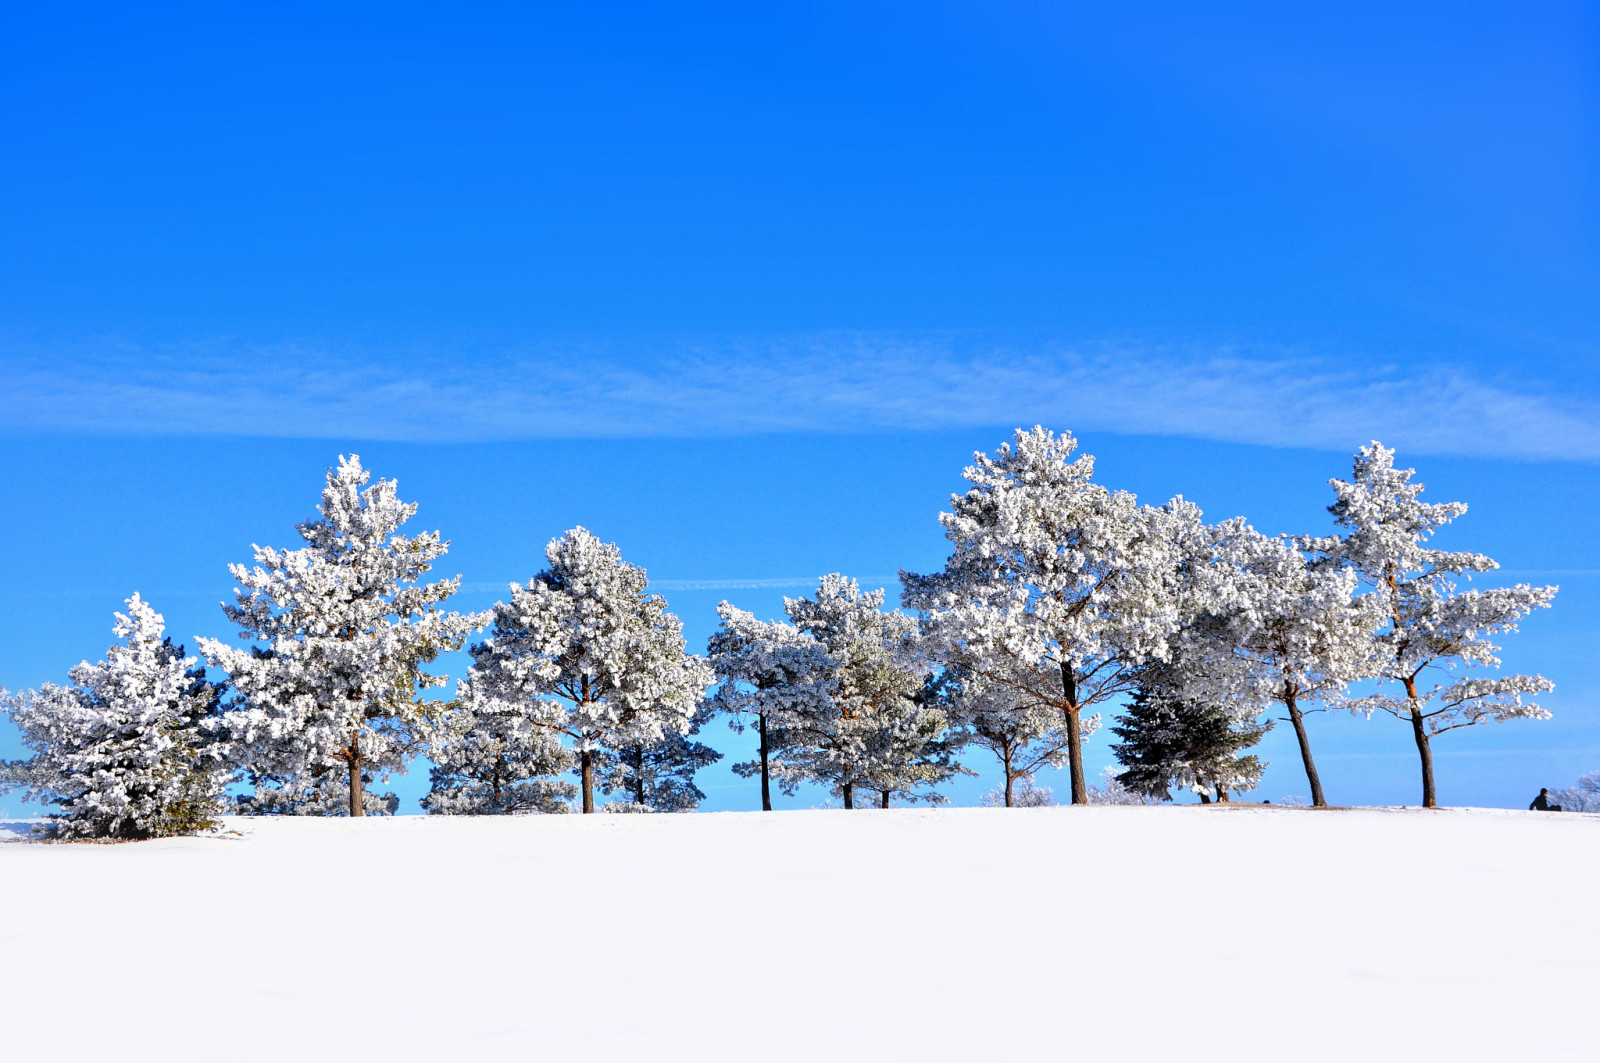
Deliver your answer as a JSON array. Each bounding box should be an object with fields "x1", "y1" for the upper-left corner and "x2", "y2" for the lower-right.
[
  {"x1": 981, "y1": 776, "x2": 1055, "y2": 807},
  {"x1": 468, "y1": 527, "x2": 713, "y2": 813},
  {"x1": 903, "y1": 427, "x2": 1202, "y2": 804},
  {"x1": 421, "y1": 677, "x2": 576, "y2": 815},
  {"x1": 704, "y1": 603, "x2": 834, "y2": 811},
  {"x1": 599, "y1": 704, "x2": 722, "y2": 812},
  {"x1": 1308, "y1": 443, "x2": 1557, "y2": 807},
  {"x1": 1, "y1": 594, "x2": 231, "y2": 839},
  {"x1": 234, "y1": 771, "x2": 400, "y2": 816},
  {"x1": 1550, "y1": 771, "x2": 1600, "y2": 814},
  {"x1": 200, "y1": 456, "x2": 479, "y2": 817},
  {"x1": 1182, "y1": 521, "x2": 1380, "y2": 808},
  {"x1": 936, "y1": 667, "x2": 1070, "y2": 808},
  {"x1": 778, "y1": 575, "x2": 954, "y2": 808}
]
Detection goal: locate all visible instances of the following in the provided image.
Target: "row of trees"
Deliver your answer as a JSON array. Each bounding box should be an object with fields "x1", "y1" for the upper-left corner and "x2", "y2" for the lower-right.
[{"x1": 0, "y1": 431, "x2": 1560, "y2": 838}]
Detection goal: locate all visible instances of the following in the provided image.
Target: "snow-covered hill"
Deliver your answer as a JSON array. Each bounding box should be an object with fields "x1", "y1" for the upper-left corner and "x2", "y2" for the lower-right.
[{"x1": 3, "y1": 806, "x2": 1595, "y2": 1061}]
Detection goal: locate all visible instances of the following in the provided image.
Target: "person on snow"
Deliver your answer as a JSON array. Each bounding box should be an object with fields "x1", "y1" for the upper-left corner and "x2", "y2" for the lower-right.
[{"x1": 1529, "y1": 788, "x2": 1563, "y2": 812}]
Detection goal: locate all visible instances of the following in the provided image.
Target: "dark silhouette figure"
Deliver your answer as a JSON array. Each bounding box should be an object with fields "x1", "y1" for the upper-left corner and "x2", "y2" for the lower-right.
[{"x1": 1529, "y1": 788, "x2": 1563, "y2": 812}]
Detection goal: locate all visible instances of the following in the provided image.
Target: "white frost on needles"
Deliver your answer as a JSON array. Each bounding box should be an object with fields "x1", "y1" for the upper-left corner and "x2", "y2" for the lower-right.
[
  {"x1": 422, "y1": 675, "x2": 576, "y2": 815},
  {"x1": 2, "y1": 594, "x2": 231, "y2": 839},
  {"x1": 704, "y1": 601, "x2": 837, "y2": 811},
  {"x1": 1171, "y1": 520, "x2": 1382, "y2": 806},
  {"x1": 1308, "y1": 442, "x2": 1557, "y2": 806},
  {"x1": 779, "y1": 574, "x2": 956, "y2": 808},
  {"x1": 199, "y1": 455, "x2": 482, "y2": 817},
  {"x1": 467, "y1": 527, "x2": 714, "y2": 813},
  {"x1": 902, "y1": 426, "x2": 1200, "y2": 804}
]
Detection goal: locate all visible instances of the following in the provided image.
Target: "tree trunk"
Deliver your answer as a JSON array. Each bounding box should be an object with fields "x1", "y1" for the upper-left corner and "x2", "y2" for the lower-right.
[
  {"x1": 842, "y1": 782, "x2": 853, "y2": 810},
  {"x1": 1405, "y1": 680, "x2": 1436, "y2": 808},
  {"x1": 758, "y1": 713, "x2": 772, "y2": 812},
  {"x1": 1061, "y1": 663, "x2": 1087, "y2": 805},
  {"x1": 879, "y1": 790, "x2": 890, "y2": 810},
  {"x1": 1004, "y1": 758, "x2": 1015, "y2": 808},
  {"x1": 1217, "y1": 788, "x2": 1230, "y2": 803},
  {"x1": 632, "y1": 746, "x2": 647, "y2": 806},
  {"x1": 1284, "y1": 688, "x2": 1327, "y2": 808},
  {"x1": 580, "y1": 749, "x2": 595, "y2": 813},
  {"x1": 347, "y1": 733, "x2": 364, "y2": 818}
]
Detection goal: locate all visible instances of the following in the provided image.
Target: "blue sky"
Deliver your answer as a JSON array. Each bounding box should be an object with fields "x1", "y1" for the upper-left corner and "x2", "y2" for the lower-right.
[{"x1": 2, "y1": 1, "x2": 1595, "y2": 813}]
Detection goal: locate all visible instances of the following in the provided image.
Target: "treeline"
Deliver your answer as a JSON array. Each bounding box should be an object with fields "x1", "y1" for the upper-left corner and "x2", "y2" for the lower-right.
[{"x1": 0, "y1": 428, "x2": 1560, "y2": 839}]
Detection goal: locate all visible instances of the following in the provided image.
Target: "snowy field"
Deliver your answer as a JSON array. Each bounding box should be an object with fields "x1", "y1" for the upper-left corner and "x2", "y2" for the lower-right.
[{"x1": 2, "y1": 806, "x2": 1596, "y2": 1062}]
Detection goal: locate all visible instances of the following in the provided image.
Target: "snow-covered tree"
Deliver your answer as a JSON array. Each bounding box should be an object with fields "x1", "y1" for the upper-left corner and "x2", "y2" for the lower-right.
[
  {"x1": 1109, "y1": 681, "x2": 1269, "y2": 803},
  {"x1": 780, "y1": 575, "x2": 955, "y2": 808},
  {"x1": 981, "y1": 777, "x2": 1054, "y2": 807},
  {"x1": 1, "y1": 594, "x2": 231, "y2": 839},
  {"x1": 468, "y1": 527, "x2": 713, "y2": 813},
  {"x1": 934, "y1": 668, "x2": 1068, "y2": 808},
  {"x1": 1308, "y1": 443, "x2": 1557, "y2": 808},
  {"x1": 1549, "y1": 771, "x2": 1600, "y2": 814},
  {"x1": 704, "y1": 603, "x2": 835, "y2": 811},
  {"x1": 200, "y1": 455, "x2": 481, "y2": 817},
  {"x1": 599, "y1": 704, "x2": 722, "y2": 812},
  {"x1": 234, "y1": 773, "x2": 400, "y2": 816},
  {"x1": 903, "y1": 427, "x2": 1201, "y2": 804},
  {"x1": 1179, "y1": 522, "x2": 1379, "y2": 807},
  {"x1": 422, "y1": 677, "x2": 576, "y2": 815},
  {"x1": 1086, "y1": 767, "x2": 1162, "y2": 806}
]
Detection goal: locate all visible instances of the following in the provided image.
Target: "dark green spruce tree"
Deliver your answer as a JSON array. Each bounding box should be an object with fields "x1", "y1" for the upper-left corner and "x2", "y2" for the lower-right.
[{"x1": 1110, "y1": 689, "x2": 1270, "y2": 803}]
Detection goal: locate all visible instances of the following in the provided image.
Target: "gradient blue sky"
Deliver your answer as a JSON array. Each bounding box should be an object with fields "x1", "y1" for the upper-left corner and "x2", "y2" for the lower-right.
[{"x1": 2, "y1": 1, "x2": 1595, "y2": 813}]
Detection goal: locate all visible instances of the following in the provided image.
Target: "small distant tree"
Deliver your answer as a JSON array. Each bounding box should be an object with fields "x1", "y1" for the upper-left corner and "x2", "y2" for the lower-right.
[
  {"x1": 422, "y1": 678, "x2": 575, "y2": 815},
  {"x1": 903, "y1": 427, "x2": 1202, "y2": 804},
  {"x1": 704, "y1": 603, "x2": 835, "y2": 811},
  {"x1": 1, "y1": 594, "x2": 231, "y2": 839},
  {"x1": 1550, "y1": 772, "x2": 1600, "y2": 814},
  {"x1": 468, "y1": 527, "x2": 713, "y2": 813},
  {"x1": 200, "y1": 455, "x2": 481, "y2": 817},
  {"x1": 1309, "y1": 443, "x2": 1557, "y2": 808},
  {"x1": 599, "y1": 705, "x2": 723, "y2": 812},
  {"x1": 780, "y1": 575, "x2": 953, "y2": 808},
  {"x1": 1086, "y1": 767, "x2": 1162, "y2": 806},
  {"x1": 935, "y1": 668, "x2": 1070, "y2": 808},
  {"x1": 981, "y1": 777, "x2": 1054, "y2": 807}
]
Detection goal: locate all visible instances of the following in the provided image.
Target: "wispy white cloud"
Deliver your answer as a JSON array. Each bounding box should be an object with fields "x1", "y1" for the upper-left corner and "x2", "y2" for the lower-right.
[{"x1": 4, "y1": 332, "x2": 1598, "y2": 461}]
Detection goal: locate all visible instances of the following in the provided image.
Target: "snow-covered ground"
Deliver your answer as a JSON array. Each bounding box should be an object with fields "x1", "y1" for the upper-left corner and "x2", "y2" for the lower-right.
[{"x1": 2, "y1": 806, "x2": 1595, "y2": 1061}]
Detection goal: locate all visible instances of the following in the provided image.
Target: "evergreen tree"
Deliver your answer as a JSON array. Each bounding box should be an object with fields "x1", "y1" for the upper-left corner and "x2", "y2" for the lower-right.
[
  {"x1": 234, "y1": 771, "x2": 400, "y2": 816},
  {"x1": 1111, "y1": 683, "x2": 1270, "y2": 803},
  {"x1": 599, "y1": 705, "x2": 723, "y2": 812},
  {"x1": 200, "y1": 455, "x2": 481, "y2": 817},
  {"x1": 1108, "y1": 689, "x2": 1186, "y2": 802},
  {"x1": 1308, "y1": 443, "x2": 1557, "y2": 807},
  {"x1": 1, "y1": 594, "x2": 231, "y2": 839},
  {"x1": 468, "y1": 527, "x2": 713, "y2": 813},
  {"x1": 1550, "y1": 771, "x2": 1600, "y2": 814},
  {"x1": 779, "y1": 575, "x2": 954, "y2": 808},
  {"x1": 1184, "y1": 521, "x2": 1379, "y2": 808},
  {"x1": 903, "y1": 427, "x2": 1203, "y2": 804},
  {"x1": 704, "y1": 602, "x2": 834, "y2": 811},
  {"x1": 936, "y1": 667, "x2": 1070, "y2": 808},
  {"x1": 421, "y1": 678, "x2": 576, "y2": 815},
  {"x1": 981, "y1": 777, "x2": 1055, "y2": 807}
]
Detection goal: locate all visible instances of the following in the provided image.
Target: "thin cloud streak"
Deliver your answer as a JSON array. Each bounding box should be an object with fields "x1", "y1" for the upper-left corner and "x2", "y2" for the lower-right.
[{"x1": 5, "y1": 333, "x2": 1598, "y2": 461}]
